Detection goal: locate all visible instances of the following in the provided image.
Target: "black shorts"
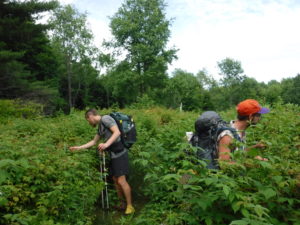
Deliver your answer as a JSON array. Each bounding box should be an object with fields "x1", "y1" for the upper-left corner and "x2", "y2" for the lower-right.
[{"x1": 109, "y1": 151, "x2": 129, "y2": 177}]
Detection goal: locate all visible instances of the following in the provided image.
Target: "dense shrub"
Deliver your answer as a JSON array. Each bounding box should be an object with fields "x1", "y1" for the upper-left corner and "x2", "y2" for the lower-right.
[
  {"x1": 0, "y1": 99, "x2": 43, "y2": 122},
  {"x1": 0, "y1": 111, "x2": 102, "y2": 225},
  {"x1": 127, "y1": 103, "x2": 300, "y2": 225},
  {"x1": 1, "y1": 104, "x2": 299, "y2": 225}
]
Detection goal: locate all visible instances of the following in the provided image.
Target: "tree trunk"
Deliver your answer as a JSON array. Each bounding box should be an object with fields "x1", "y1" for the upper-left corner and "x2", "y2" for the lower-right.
[
  {"x1": 67, "y1": 56, "x2": 72, "y2": 111},
  {"x1": 137, "y1": 62, "x2": 144, "y2": 96}
]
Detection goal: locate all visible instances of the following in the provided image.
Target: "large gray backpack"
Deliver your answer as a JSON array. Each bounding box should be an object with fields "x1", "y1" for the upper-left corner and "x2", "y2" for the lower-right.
[{"x1": 190, "y1": 111, "x2": 241, "y2": 169}]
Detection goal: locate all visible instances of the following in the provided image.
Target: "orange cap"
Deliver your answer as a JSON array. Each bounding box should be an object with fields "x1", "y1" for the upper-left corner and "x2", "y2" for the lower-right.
[{"x1": 237, "y1": 99, "x2": 270, "y2": 116}]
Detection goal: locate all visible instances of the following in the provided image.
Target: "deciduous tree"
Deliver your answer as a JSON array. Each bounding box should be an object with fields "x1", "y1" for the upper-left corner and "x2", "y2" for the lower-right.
[
  {"x1": 107, "y1": 0, "x2": 177, "y2": 100},
  {"x1": 50, "y1": 4, "x2": 98, "y2": 111}
]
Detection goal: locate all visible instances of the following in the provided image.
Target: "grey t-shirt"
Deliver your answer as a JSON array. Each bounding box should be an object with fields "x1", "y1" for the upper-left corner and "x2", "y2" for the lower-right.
[
  {"x1": 98, "y1": 115, "x2": 121, "y2": 143},
  {"x1": 98, "y1": 115, "x2": 126, "y2": 158}
]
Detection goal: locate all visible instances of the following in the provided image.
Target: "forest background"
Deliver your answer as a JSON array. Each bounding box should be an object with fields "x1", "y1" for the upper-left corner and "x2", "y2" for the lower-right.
[
  {"x1": 1, "y1": 1, "x2": 300, "y2": 224},
  {"x1": 1, "y1": 0, "x2": 299, "y2": 114}
]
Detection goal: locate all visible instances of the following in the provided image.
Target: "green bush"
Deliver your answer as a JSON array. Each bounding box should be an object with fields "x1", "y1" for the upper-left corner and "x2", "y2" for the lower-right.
[
  {"x1": 0, "y1": 99, "x2": 43, "y2": 121},
  {"x1": 127, "y1": 103, "x2": 300, "y2": 225},
  {"x1": 0, "y1": 112, "x2": 101, "y2": 225},
  {"x1": 1, "y1": 104, "x2": 299, "y2": 225}
]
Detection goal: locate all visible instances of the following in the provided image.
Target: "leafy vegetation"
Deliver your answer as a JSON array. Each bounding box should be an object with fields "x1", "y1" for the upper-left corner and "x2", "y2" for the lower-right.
[
  {"x1": 0, "y1": 1, "x2": 299, "y2": 224},
  {"x1": 1, "y1": 101, "x2": 299, "y2": 224},
  {"x1": 0, "y1": 109, "x2": 102, "y2": 225},
  {"x1": 126, "y1": 103, "x2": 300, "y2": 225}
]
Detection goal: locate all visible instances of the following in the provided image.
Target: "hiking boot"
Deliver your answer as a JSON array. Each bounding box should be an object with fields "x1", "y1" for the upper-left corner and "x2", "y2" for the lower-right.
[{"x1": 125, "y1": 205, "x2": 135, "y2": 215}]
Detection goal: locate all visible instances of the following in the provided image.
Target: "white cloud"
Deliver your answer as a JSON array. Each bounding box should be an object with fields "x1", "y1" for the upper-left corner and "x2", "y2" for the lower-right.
[
  {"x1": 88, "y1": 17, "x2": 112, "y2": 48},
  {"x1": 58, "y1": 0, "x2": 300, "y2": 83},
  {"x1": 167, "y1": 0, "x2": 300, "y2": 82}
]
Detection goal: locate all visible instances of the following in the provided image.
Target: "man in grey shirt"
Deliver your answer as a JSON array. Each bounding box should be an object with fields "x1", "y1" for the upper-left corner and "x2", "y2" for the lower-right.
[{"x1": 69, "y1": 109, "x2": 135, "y2": 214}]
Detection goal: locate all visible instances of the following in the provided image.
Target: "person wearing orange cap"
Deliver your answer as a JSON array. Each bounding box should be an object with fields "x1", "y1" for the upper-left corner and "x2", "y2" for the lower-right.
[{"x1": 218, "y1": 99, "x2": 270, "y2": 163}]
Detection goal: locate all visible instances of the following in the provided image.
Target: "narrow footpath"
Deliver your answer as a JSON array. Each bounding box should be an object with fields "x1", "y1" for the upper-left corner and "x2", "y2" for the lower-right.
[{"x1": 93, "y1": 197, "x2": 147, "y2": 225}]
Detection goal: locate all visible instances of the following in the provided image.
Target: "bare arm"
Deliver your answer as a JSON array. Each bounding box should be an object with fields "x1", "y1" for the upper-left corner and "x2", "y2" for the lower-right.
[
  {"x1": 69, "y1": 134, "x2": 100, "y2": 152},
  {"x1": 245, "y1": 142, "x2": 266, "y2": 151},
  {"x1": 218, "y1": 135, "x2": 233, "y2": 162},
  {"x1": 218, "y1": 136, "x2": 268, "y2": 162},
  {"x1": 245, "y1": 143, "x2": 268, "y2": 161},
  {"x1": 98, "y1": 125, "x2": 121, "y2": 151}
]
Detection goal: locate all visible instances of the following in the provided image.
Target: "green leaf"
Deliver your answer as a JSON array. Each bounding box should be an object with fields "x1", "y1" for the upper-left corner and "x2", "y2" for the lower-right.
[
  {"x1": 205, "y1": 217, "x2": 213, "y2": 225},
  {"x1": 229, "y1": 193, "x2": 235, "y2": 203},
  {"x1": 272, "y1": 176, "x2": 283, "y2": 184},
  {"x1": 0, "y1": 197, "x2": 8, "y2": 206},
  {"x1": 139, "y1": 151, "x2": 151, "y2": 158},
  {"x1": 247, "y1": 148, "x2": 259, "y2": 157},
  {"x1": 287, "y1": 198, "x2": 294, "y2": 205},
  {"x1": 241, "y1": 208, "x2": 250, "y2": 218},
  {"x1": 140, "y1": 159, "x2": 148, "y2": 167},
  {"x1": 0, "y1": 171, "x2": 9, "y2": 184},
  {"x1": 183, "y1": 184, "x2": 203, "y2": 191},
  {"x1": 0, "y1": 159, "x2": 15, "y2": 168},
  {"x1": 259, "y1": 161, "x2": 272, "y2": 169},
  {"x1": 223, "y1": 185, "x2": 230, "y2": 197},
  {"x1": 232, "y1": 201, "x2": 243, "y2": 213},
  {"x1": 230, "y1": 219, "x2": 249, "y2": 225},
  {"x1": 162, "y1": 174, "x2": 181, "y2": 181},
  {"x1": 260, "y1": 188, "x2": 276, "y2": 200},
  {"x1": 254, "y1": 205, "x2": 264, "y2": 217},
  {"x1": 197, "y1": 200, "x2": 210, "y2": 210},
  {"x1": 204, "y1": 177, "x2": 217, "y2": 186}
]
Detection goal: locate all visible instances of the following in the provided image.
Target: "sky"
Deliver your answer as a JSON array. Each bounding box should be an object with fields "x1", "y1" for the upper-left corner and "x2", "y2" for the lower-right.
[{"x1": 58, "y1": 0, "x2": 300, "y2": 83}]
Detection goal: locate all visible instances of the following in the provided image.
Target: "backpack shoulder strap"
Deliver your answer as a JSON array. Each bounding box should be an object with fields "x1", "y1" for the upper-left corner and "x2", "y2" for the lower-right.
[
  {"x1": 216, "y1": 126, "x2": 242, "y2": 142},
  {"x1": 108, "y1": 112, "x2": 127, "y2": 146}
]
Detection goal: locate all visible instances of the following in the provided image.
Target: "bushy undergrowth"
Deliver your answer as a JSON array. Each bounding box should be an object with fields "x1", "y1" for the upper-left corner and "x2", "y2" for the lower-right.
[
  {"x1": 127, "y1": 103, "x2": 300, "y2": 225},
  {"x1": 0, "y1": 99, "x2": 43, "y2": 122},
  {"x1": 0, "y1": 111, "x2": 102, "y2": 225},
  {"x1": 1, "y1": 102, "x2": 299, "y2": 225}
]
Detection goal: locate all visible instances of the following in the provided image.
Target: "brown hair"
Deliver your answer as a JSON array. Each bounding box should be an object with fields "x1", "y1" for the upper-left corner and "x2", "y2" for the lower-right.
[
  {"x1": 85, "y1": 108, "x2": 98, "y2": 118},
  {"x1": 237, "y1": 113, "x2": 261, "y2": 121},
  {"x1": 237, "y1": 114, "x2": 249, "y2": 121}
]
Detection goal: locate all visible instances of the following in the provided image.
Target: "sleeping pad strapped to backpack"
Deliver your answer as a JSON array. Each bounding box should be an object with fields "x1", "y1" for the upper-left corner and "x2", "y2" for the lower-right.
[{"x1": 189, "y1": 111, "x2": 241, "y2": 169}]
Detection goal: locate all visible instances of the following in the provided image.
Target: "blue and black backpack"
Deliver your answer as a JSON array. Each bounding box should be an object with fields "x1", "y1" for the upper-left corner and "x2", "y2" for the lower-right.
[{"x1": 108, "y1": 112, "x2": 137, "y2": 149}]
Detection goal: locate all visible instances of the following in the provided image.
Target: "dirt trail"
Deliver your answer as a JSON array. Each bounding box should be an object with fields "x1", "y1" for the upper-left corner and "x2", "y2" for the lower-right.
[{"x1": 93, "y1": 197, "x2": 147, "y2": 225}]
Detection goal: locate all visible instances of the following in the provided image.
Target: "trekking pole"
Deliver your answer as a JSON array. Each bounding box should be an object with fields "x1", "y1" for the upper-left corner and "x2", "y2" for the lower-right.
[
  {"x1": 99, "y1": 151, "x2": 105, "y2": 209},
  {"x1": 102, "y1": 152, "x2": 109, "y2": 209}
]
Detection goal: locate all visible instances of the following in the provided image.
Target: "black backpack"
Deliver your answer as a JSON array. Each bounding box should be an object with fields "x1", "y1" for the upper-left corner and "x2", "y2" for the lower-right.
[
  {"x1": 189, "y1": 111, "x2": 241, "y2": 169},
  {"x1": 108, "y1": 112, "x2": 137, "y2": 149}
]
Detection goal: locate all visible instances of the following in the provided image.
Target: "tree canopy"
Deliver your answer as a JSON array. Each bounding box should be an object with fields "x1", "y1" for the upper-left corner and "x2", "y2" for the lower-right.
[
  {"x1": 107, "y1": 0, "x2": 177, "y2": 98},
  {"x1": 0, "y1": 0, "x2": 299, "y2": 113}
]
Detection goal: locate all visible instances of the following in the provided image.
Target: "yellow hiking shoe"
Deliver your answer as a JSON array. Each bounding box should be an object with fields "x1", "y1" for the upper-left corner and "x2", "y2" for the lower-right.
[{"x1": 125, "y1": 205, "x2": 135, "y2": 215}]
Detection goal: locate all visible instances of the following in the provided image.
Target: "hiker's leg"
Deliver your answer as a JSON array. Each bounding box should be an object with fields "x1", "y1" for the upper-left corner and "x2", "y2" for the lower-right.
[
  {"x1": 111, "y1": 151, "x2": 134, "y2": 213},
  {"x1": 112, "y1": 176, "x2": 126, "y2": 210},
  {"x1": 116, "y1": 175, "x2": 132, "y2": 206},
  {"x1": 113, "y1": 176, "x2": 124, "y2": 199}
]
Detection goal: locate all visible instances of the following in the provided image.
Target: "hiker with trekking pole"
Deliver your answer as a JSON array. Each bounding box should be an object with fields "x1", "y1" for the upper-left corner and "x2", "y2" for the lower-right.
[
  {"x1": 188, "y1": 99, "x2": 270, "y2": 169},
  {"x1": 69, "y1": 109, "x2": 135, "y2": 215}
]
